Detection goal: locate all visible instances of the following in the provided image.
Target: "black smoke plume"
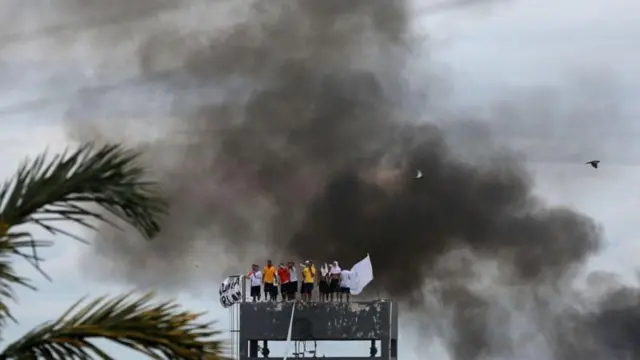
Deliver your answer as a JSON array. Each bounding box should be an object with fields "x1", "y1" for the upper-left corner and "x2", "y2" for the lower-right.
[{"x1": 57, "y1": 0, "x2": 638, "y2": 359}]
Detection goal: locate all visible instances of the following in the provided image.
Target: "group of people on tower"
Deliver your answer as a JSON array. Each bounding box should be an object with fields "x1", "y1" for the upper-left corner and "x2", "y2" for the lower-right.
[{"x1": 247, "y1": 259, "x2": 352, "y2": 303}]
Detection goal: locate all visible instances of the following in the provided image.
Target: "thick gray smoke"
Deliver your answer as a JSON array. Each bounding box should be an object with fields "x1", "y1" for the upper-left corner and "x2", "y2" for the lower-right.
[{"x1": 51, "y1": 0, "x2": 639, "y2": 359}]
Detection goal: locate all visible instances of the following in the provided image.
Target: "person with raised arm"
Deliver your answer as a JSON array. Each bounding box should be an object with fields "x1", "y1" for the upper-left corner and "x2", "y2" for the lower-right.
[
  {"x1": 319, "y1": 263, "x2": 330, "y2": 302},
  {"x1": 301, "y1": 260, "x2": 316, "y2": 302},
  {"x1": 277, "y1": 262, "x2": 290, "y2": 302},
  {"x1": 329, "y1": 261, "x2": 342, "y2": 301},
  {"x1": 248, "y1": 264, "x2": 263, "y2": 302},
  {"x1": 287, "y1": 261, "x2": 299, "y2": 301},
  {"x1": 263, "y1": 260, "x2": 277, "y2": 302}
]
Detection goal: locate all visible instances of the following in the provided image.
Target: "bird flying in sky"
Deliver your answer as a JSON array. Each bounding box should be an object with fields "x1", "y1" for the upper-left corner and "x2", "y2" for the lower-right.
[{"x1": 586, "y1": 160, "x2": 600, "y2": 169}]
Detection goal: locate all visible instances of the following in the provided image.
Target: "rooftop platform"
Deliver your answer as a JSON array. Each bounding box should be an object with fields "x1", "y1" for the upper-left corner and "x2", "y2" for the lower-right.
[
  {"x1": 240, "y1": 300, "x2": 398, "y2": 341},
  {"x1": 238, "y1": 300, "x2": 398, "y2": 359}
]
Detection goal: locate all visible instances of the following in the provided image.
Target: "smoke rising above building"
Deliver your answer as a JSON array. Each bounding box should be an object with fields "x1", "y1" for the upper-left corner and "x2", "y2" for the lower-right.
[{"x1": 51, "y1": 0, "x2": 640, "y2": 359}]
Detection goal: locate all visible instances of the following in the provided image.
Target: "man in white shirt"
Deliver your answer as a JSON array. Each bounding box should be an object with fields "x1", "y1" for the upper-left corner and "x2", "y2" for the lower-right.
[
  {"x1": 319, "y1": 263, "x2": 329, "y2": 302},
  {"x1": 287, "y1": 261, "x2": 298, "y2": 301},
  {"x1": 248, "y1": 264, "x2": 263, "y2": 302},
  {"x1": 329, "y1": 261, "x2": 342, "y2": 301},
  {"x1": 339, "y1": 268, "x2": 351, "y2": 302}
]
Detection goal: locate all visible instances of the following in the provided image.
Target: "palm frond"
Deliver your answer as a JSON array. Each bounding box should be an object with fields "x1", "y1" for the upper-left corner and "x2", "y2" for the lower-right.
[
  {"x1": 0, "y1": 143, "x2": 168, "y2": 330},
  {"x1": 0, "y1": 292, "x2": 226, "y2": 360},
  {"x1": 0, "y1": 142, "x2": 168, "y2": 241},
  {"x1": 0, "y1": 232, "x2": 53, "y2": 331},
  {"x1": 0, "y1": 243, "x2": 32, "y2": 330}
]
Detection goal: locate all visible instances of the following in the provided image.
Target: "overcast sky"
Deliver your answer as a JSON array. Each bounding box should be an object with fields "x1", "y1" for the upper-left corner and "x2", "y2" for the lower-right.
[{"x1": 1, "y1": 0, "x2": 639, "y2": 359}]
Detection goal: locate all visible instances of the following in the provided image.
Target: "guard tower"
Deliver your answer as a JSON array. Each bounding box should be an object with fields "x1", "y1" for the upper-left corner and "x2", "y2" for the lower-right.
[{"x1": 237, "y1": 300, "x2": 398, "y2": 359}]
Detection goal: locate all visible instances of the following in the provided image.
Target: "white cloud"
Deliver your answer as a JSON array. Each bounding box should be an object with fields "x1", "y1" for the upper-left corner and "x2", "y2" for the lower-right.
[
  {"x1": 0, "y1": 122, "x2": 69, "y2": 170},
  {"x1": 426, "y1": 0, "x2": 640, "y2": 88}
]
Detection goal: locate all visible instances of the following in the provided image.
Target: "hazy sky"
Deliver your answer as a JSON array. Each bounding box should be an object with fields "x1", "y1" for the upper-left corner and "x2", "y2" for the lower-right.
[{"x1": 1, "y1": 0, "x2": 639, "y2": 359}]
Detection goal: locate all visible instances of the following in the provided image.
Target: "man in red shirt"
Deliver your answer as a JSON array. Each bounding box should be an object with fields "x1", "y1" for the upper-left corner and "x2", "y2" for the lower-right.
[{"x1": 277, "y1": 263, "x2": 291, "y2": 302}]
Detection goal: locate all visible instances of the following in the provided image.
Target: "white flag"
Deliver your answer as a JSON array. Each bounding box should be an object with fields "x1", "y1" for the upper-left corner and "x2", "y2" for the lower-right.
[{"x1": 350, "y1": 254, "x2": 374, "y2": 295}]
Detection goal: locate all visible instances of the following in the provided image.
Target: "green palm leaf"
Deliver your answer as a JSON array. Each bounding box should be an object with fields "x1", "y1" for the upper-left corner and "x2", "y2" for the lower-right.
[
  {"x1": 0, "y1": 142, "x2": 167, "y2": 241},
  {"x1": 0, "y1": 292, "x2": 227, "y2": 360},
  {"x1": 0, "y1": 142, "x2": 168, "y2": 329},
  {"x1": 0, "y1": 143, "x2": 227, "y2": 359}
]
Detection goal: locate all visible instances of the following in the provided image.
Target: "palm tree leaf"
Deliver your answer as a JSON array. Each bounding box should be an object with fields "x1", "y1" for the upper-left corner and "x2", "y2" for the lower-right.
[
  {"x1": 0, "y1": 143, "x2": 168, "y2": 331},
  {"x1": 0, "y1": 143, "x2": 168, "y2": 241},
  {"x1": 0, "y1": 235, "x2": 41, "y2": 331},
  {"x1": 0, "y1": 293, "x2": 227, "y2": 360}
]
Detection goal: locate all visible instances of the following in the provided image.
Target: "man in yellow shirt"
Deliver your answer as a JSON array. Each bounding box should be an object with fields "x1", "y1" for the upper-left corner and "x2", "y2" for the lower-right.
[
  {"x1": 301, "y1": 260, "x2": 316, "y2": 302},
  {"x1": 263, "y1": 260, "x2": 277, "y2": 302}
]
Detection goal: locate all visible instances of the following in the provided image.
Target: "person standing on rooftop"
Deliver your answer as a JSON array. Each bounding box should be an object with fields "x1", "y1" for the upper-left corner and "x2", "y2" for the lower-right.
[
  {"x1": 339, "y1": 267, "x2": 351, "y2": 302},
  {"x1": 301, "y1": 260, "x2": 315, "y2": 302},
  {"x1": 277, "y1": 262, "x2": 290, "y2": 302},
  {"x1": 287, "y1": 261, "x2": 299, "y2": 301},
  {"x1": 263, "y1": 260, "x2": 277, "y2": 302},
  {"x1": 248, "y1": 264, "x2": 263, "y2": 302},
  {"x1": 329, "y1": 261, "x2": 342, "y2": 301}
]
